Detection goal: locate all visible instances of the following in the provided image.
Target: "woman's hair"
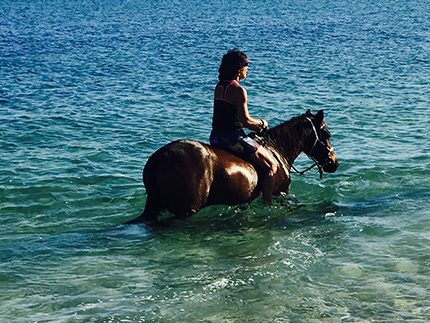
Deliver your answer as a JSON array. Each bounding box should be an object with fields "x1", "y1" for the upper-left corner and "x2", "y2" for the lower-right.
[{"x1": 218, "y1": 49, "x2": 249, "y2": 81}]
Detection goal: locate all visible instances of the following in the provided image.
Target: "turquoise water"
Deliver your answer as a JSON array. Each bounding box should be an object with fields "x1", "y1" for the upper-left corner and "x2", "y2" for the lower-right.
[{"x1": 1, "y1": 0, "x2": 430, "y2": 321}]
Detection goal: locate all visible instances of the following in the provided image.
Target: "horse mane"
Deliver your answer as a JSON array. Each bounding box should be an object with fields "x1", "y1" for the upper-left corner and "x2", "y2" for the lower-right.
[{"x1": 262, "y1": 113, "x2": 310, "y2": 158}]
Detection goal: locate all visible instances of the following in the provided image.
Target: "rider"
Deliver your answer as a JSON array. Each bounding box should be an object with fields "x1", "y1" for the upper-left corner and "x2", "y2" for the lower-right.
[{"x1": 210, "y1": 49, "x2": 278, "y2": 203}]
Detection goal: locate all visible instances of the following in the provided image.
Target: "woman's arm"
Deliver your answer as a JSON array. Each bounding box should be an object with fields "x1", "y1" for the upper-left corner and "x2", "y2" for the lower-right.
[{"x1": 228, "y1": 84, "x2": 268, "y2": 132}]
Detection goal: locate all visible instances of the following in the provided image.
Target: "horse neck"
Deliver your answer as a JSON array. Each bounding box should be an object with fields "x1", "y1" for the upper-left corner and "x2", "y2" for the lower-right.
[{"x1": 267, "y1": 120, "x2": 305, "y2": 165}]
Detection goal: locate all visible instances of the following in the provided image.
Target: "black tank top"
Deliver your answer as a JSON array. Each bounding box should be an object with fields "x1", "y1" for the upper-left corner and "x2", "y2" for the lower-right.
[{"x1": 212, "y1": 80, "x2": 243, "y2": 132}]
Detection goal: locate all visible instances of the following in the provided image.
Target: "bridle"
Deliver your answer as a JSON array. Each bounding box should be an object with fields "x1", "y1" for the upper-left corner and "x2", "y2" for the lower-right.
[
  {"x1": 263, "y1": 117, "x2": 333, "y2": 179},
  {"x1": 298, "y1": 117, "x2": 334, "y2": 178}
]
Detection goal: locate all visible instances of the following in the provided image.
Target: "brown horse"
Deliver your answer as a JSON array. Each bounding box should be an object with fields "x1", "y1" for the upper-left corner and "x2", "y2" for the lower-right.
[{"x1": 129, "y1": 110, "x2": 338, "y2": 223}]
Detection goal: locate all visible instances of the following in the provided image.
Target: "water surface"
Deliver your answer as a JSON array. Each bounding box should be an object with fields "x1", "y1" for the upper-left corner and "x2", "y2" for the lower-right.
[{"x1": 1, "y1": 0, "x2": 429, "y2": 321}]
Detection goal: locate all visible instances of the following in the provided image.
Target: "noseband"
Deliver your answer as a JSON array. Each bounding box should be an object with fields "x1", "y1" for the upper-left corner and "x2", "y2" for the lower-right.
[{"x1": 301, "y1": 117, "x2": 334, "y2": 178}]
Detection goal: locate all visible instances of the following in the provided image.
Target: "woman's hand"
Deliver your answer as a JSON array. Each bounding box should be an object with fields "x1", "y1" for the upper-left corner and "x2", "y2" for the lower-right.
[{"x1": 258, "y1": 119, "x2": 268, "y2": 132}]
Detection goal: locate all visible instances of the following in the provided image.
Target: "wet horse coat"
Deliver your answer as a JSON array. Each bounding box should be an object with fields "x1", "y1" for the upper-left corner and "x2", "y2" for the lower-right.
[{"x1": 130, "y1": 110, "x2": 338, "y2": 223}]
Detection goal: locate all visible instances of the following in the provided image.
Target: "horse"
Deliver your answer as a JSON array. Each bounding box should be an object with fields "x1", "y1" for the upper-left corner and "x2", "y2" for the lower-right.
[{"x1": 128, "y1": 110, "x2": 338, "y2": 223}]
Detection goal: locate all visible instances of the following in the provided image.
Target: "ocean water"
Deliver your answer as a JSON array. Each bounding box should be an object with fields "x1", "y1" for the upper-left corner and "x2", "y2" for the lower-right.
[{"x1": 1, "y1": 0, "x2": 430, "y2": 321}]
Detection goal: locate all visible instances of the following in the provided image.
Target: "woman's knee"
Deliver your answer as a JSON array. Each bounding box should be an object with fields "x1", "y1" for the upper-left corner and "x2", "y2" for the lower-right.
[
  {"x1": 266, "y1": 161, "x2": 277, "y2": 177},
  {"x1": 255, "y1": 148, "x2": 277, "y2": 175},
  {"x1": 269, "y1": 161, "x2": 277, "y2": 176}
]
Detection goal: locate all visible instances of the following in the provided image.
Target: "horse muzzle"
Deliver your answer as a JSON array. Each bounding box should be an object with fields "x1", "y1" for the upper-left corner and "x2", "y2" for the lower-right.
[{"x1": 322, "y1": 152, "x2": 339, "y2": 173}]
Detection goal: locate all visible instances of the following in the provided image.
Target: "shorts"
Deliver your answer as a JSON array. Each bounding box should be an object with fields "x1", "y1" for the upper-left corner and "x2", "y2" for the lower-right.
[{"x1": 210, "y1": 129, "x2": 259, "y2": 156}]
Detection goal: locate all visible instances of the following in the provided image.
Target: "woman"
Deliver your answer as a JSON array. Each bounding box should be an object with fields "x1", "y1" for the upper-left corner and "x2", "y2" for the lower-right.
[{"x1": 210, "y1": 49, "x2": 278, "y2": 203}]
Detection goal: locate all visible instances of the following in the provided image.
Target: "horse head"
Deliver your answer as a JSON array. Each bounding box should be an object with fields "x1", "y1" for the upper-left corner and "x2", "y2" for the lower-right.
[{"x1": 302, "y1": 109, "x2": 339, "y2": 174}]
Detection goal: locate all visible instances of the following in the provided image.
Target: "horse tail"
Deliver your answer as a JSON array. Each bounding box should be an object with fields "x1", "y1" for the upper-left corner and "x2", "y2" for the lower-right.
[{"x1": 127, "y1": 153, "x2": 162, "y2": 224}]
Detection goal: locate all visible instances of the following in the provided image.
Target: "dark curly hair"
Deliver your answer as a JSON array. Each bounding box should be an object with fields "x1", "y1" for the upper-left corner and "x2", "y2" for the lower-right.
[{"x1": 218, "y1": 49, "x2": 249, "y2": 81}]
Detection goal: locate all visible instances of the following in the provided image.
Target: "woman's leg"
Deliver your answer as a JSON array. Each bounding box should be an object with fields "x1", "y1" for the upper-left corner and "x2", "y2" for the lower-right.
[{"x1": 249, "y1": 146, "x2": 278, "y2": 203}]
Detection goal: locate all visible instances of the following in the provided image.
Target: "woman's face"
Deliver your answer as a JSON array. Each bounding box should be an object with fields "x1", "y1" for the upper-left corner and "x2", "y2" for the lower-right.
[{"x1": 238, "y1": 65, "x2": 248, "y2": 80}]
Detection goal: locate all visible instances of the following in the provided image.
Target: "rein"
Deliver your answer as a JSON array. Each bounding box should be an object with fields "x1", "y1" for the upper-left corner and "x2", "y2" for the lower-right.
[{"x1": 291, "y1": 160, "x2": 320, "y2": 177}]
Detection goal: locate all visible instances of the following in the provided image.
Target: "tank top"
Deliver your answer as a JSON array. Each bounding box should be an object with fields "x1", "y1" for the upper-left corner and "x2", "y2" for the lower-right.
[{"x1": 212, "y1": 80, "x2": 243, "y2": 132}]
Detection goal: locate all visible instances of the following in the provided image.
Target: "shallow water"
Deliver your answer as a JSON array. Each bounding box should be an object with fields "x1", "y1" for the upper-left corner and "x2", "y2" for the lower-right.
[{"x1": 1, "y1": 0, "x2": 430, "y2": 321}]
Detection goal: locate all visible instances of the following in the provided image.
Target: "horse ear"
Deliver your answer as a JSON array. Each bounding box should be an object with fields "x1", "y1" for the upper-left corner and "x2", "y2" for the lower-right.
[
  {"x1": 315, "y1": 109, "x2": 324, "y2": 125},
  {"x1": 306, "y1": 109, "x2": 311, "y2": 115}
]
